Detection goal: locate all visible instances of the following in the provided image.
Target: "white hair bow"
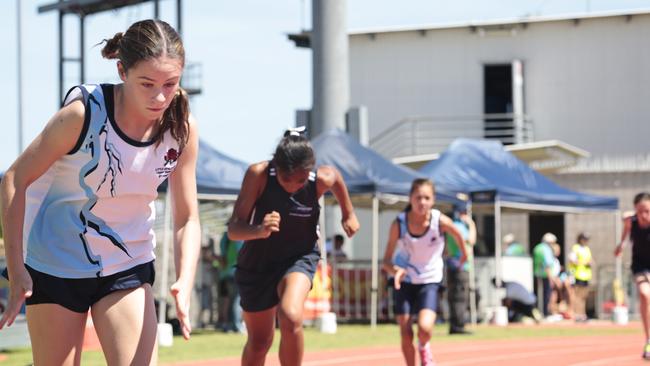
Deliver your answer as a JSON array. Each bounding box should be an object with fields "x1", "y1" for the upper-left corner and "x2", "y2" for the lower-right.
[{"x1": 287, "y1": 126, "x2": 306, "y2": 137}]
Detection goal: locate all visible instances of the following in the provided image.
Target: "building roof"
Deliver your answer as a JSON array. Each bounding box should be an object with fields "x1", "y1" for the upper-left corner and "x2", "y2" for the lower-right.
[
  {"x1": 349, "y1": 8, "x2": 650, "y2": 36},
  {"x1": 38, "y1": 0, "x2": 152, "y2": 15},
  {"x1": 394, "y1": 140, "x2": 589, "y2": 173}
]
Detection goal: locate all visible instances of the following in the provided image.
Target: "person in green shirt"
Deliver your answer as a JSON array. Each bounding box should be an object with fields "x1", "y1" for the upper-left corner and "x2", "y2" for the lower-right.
[
  {"x1": 533, "y1": 233, "x2": 558, "y2": 316},
  {"x1": 218, "y1": 232, "x2": 244, "y2": 333}
]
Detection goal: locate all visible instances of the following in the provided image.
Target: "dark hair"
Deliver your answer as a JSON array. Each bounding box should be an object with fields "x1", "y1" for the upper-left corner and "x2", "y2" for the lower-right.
[
  {"x1": 409, "y1": 178, "x2": 435, "y2": 196},
  {"x1": 577, "y1": 232, "x2": 590, "y2": 242},
  {"x1": 334, "y1": 234, "x2": 344, "y2": 243},
  {"x1": 405, "y1": 178, "x2": 435, "y2": 211},
  {"x1": 101, "y1": 19, "x2": 189, "y2": 152},
  {"x1": 634, "y1": 192, "x2": 650, "y2": 205},
  {"x1": 272, "y1": 130, "x2": 315, "y2": 175}
]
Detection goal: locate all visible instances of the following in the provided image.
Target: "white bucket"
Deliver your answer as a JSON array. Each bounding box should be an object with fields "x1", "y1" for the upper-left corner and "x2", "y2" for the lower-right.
[
  {"x1": 157, "y1": 323, "x2": 174, "y2": 347},
  {"x1": 613, "y1": 306, "x2": 629, "y2": 325},
  {"x1": 316, "y1": 312, "x2": 337, "y2": 334},
  {"x1": 493, "y1": 306, "x2": 509, "y2": 326}
]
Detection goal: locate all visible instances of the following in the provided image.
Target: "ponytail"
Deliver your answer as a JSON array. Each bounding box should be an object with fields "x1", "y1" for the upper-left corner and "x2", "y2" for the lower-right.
[
  {"x1": 272, "y1": 128, "x2": 315, "y2": 175},
  {"x1": 156, "y1": 88, "x2": 190, "y2": 152}
]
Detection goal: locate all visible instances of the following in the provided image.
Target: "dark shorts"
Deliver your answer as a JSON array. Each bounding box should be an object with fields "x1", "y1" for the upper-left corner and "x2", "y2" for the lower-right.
[
  {"x1": 393, "y1": 282, "x2": 441, "y2": 315},
  {"x1": 235, "y1": 250, "x2": 320, "y2": 312},
  {"x1": 2, "y1": 261, "x2": 155, "y2": 313}
]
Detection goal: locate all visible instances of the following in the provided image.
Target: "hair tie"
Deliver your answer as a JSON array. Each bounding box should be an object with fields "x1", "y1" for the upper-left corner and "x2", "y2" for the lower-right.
[{"x1": 287, "y1": 126, "x2": 306, "y2": 137}]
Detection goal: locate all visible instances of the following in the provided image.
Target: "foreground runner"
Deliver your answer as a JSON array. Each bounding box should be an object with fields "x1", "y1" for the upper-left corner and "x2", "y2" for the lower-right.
[{"x1": 0, "y1": 19, "x2": 200, "y2": 365}]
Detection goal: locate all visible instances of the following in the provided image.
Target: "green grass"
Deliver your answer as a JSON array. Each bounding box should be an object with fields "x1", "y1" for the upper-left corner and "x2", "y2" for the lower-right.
[{"x1": 0, "y1": 323, "x2": 639, "y2": 365}]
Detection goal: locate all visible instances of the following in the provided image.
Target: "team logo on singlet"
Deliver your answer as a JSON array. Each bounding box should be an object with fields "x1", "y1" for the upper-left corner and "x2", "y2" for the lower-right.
[
  {"x1": 164, "y1": 148, "x2": 179, "y2": 166},
  {"x1": 289, "y1": 196, "x2": 313, "y2": 218},
  {"x1": 155, "y1": 148, "x2": 180, "y2": 178}
]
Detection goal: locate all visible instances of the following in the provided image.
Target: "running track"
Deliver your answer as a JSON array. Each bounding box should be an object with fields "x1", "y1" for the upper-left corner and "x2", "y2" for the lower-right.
[{"x1": 167, "y1": 332, "x2": 647, "y2": 366}]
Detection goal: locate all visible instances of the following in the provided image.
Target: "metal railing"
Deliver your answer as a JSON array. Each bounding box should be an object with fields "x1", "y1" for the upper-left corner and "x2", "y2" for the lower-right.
[
  {"x1": 370, "y1": 114, "x2": 534, "y2": 159},
  {"x1": 330, "y1": 259, "x2": 393, "y2": 322},
  {"x1": 596, "y1": 263, "x2": 637, "y2": 319}
]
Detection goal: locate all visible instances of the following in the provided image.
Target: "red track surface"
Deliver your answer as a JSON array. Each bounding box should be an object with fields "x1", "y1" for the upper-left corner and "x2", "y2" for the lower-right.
[{"x1": 167, "y1": 325, "x2": 648, "y2": 366}]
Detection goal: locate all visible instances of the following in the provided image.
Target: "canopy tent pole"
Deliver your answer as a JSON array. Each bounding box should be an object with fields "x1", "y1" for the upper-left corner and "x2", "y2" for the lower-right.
[
  {"x1": 318, "y1": 196, "x2": 329, "y2": 310},
  {"x1": 467, "y1": 201, "x2": 477, "y2": 325},
  {"x1": 370, "y1": 194, "x2": 379, "y2": 329},
  {"x1": 615, "y1": 209, "x2": 623, "y2": 284},
  {"x1": 494, "y1": 194, "x2": 503, "y2": 288}
]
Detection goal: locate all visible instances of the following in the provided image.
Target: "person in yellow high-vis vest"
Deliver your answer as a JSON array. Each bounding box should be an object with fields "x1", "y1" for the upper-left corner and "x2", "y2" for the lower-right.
[{"x1": 569, "y1": 232, "x2": 594, "y2": 322}]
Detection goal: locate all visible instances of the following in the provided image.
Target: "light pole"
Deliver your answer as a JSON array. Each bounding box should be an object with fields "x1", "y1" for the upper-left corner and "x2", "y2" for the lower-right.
[{"x1": 16, "y1": 0, "x2": 23, "y2": 154}]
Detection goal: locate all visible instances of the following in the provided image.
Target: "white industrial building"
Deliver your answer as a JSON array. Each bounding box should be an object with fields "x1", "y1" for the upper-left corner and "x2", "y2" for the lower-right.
[{"x1": 322, "y1": 9, "x2": 650, "y2": 318}]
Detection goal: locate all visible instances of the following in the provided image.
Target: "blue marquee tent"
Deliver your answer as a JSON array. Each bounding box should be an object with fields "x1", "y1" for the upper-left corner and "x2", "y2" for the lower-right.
[
  {"x1": 195, "y1": 139, "x2": 248, "y2": 197},
  {"x1": 419, "y1": 138, "x2": 618, "y2": 210},
  {"x1": 418, "y1": 138, "x2": 618, "y2": 309},
  {"x1": 158, "y1": 139, "x2": 248, "y2": 197},
  {"x1": 312, "y1": 129, "x2": 458, "y2": 202}
]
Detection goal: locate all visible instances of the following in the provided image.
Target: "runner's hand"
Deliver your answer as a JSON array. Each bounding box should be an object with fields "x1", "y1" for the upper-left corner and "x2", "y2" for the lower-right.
[
  {"x1": 259, "y1": 211, "x2": 281, "y2": 238},
  {"x1": 341, "y1": 212, "x2": 360, "y2": 237},
  {"x1": 394, "y1": 267, "x2": 407, "y2": 290},
  {"x1": 0, "y1": 266, "x2": 32, "y2": 330},
  {"x1": 170, "y1": 280, "x2": 192, "y2": 340},
  {"x1": 614, "y1": 244, "x2": 623, "y2": 257}
]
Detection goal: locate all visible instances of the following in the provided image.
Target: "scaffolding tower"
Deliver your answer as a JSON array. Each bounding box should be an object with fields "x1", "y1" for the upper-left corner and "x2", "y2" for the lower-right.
[{"x1": 38, "y1": 0, "x2": 202, "y2": 102}]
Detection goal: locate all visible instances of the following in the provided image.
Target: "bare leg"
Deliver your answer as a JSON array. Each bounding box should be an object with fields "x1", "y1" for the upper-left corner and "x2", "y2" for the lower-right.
[
  {"x1": 241, "y1": 307, "x2": 276, "y2": 366},
  {"x1": 91, "y1": 284, "x2": 158, "y2": 366},
  {"x1": 396, "y1": 314, "x2": 415, "y2": 366},
  {"x1": 276, "y1": 272, "x2": 312, "y2": 366},
  {"x1": 26, "y1": 304, "x2": 88, "y2": 366},
  {"x1": 417, "y1": 309, "x2": 436, "y2": 346},
  {"x1": 636, "y1": 275, "x2": 650, "y2": 342}
]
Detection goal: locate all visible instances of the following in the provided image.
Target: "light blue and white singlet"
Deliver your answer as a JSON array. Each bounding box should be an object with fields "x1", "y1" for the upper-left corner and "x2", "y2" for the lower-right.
[
  {"x1": 23, "y1": 84, "x2": 180, "y2": 278},
  {"x1": 393, "y1": 209, "x2": 445, "y2": 284}
]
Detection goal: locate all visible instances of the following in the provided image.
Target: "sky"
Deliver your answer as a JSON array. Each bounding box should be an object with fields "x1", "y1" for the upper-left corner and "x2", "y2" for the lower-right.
[{"x1": 1, "y1": 0, "x2": 650, "y2": 171}]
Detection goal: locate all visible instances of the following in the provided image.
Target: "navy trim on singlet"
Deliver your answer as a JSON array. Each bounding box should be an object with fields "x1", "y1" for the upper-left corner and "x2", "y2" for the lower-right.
[
  {"x1": 404, "y1": 210, "x2": 433, "y2": 238},
  {"x1": 101, "y1": 84, "x2": 157, "y2": 148},
  {"x1": 63, "y1": 85, "x2": 92, "y2": 155},
  {"x1": 397, "y1": 210, "x2": 433, "y2": 239}
]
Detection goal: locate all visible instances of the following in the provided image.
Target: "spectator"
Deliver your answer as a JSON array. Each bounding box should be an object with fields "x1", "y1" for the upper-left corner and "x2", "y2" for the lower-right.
[
  {"x1": 533, "y1": 233, "x2": 558, "y2": 316},
  {"x1": 445, "y1": 207, "x2": 476, "y2": 335},
  {"x1": 217, "y1": 232, "x2": 244, "y2": 333},
  {"x1": 549, "y1": 243, "x2": 573, "y2": 319},
  {"x1": 569, "y1": 232, "x2": 593, "y2": 322},
  {"x1": 494, "y1": 278, "x2": 542, "y2": 323},
  {"x1": 327, "y1": 234, "x2": 348, "y2": 261},
  {"x1": 199, "y1": 241, "x2": 219, "y2": 328},
  {"x1": 503, "y1": 233, "x2": 526, "y2": 257}
]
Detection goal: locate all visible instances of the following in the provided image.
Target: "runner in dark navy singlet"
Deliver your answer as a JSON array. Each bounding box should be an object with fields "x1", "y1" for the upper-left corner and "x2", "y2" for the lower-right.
[
  {"x1": 615, "y1": 192, "x2": 650, "y2": 360},
  {"x1": 228, "y1": 129, "x2": 359, "y2": 366}
]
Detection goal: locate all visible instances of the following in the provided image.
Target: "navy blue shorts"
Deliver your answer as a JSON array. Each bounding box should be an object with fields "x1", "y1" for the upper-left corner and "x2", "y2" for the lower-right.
[
  {"x1": 236, "y1": 249, "x2": 320, "y2": 312},
  {"x1": 393, "y1": 282, "x2": 441, "y2": 315},
  {"x1": 2, "y1": 261, "x2": 155, "y2": 313}
]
